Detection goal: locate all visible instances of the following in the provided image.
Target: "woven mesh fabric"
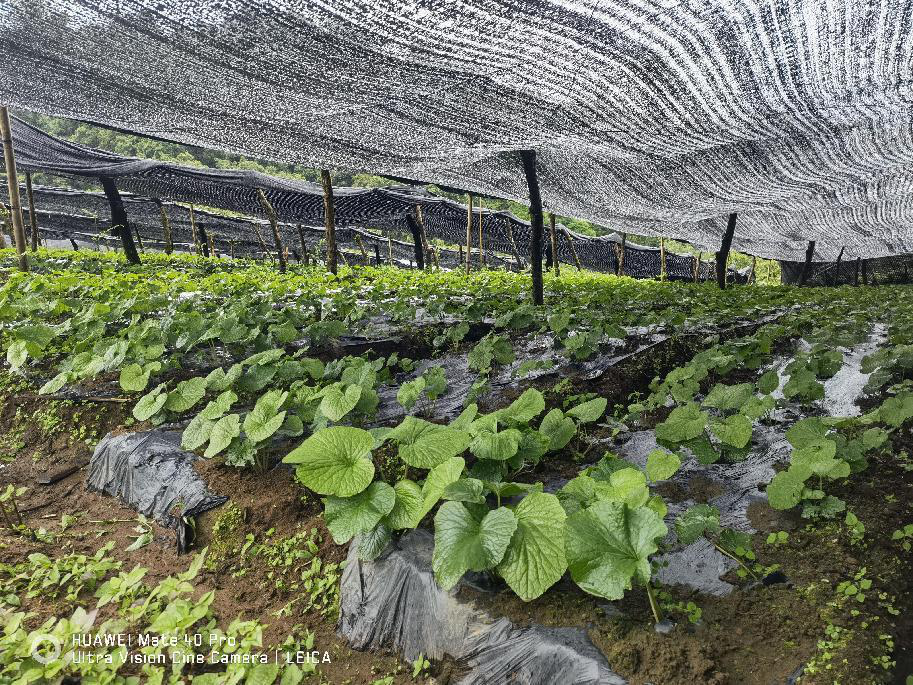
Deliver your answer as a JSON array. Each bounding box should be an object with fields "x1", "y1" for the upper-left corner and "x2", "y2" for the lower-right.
[{"x1": 2, "y1": 1, "x2": 912, "y2": 261}]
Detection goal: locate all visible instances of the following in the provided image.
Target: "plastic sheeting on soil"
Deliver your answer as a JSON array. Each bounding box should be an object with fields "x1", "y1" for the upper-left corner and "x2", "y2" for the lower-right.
[
  {"x1": 339, "y1": 529, "x2": 627, "y2": 685},
  {"x1": 87, "y1": 430, "x2": 227, "y2": 553}
]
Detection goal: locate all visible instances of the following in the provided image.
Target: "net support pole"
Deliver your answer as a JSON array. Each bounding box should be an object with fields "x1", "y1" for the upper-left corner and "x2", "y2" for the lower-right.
[
  {"x1": 373, "y1": 242, "x2": 381, "y2": 266},
  {"x1": 415, "y1": 205, "x2": 433, "y2": 269},
  {"x1": 256, "y1": 189, "x2": 286, "y2": 272},
  {"x1": 799, "y1": 240, "x2": 816, "y2": 286},
  {"x1": 387, "y1": 237, "x2": 393, "y2": 265},
  {"x1": 519, "y1": 150, "x2": 544, "y2": 305},
  {"x1": 24, "y1": 172, "x2": 38, "y2": 252},
  {"x1": 563, "y1": 228, "x2": 582, "y2": 270},
  {"x1": 355, "y1": 234, "x2": 368, "y2": 263},
  {"x1": 862, "y1": 258, "x2": 868, "y2": 285},
  {"x1": 465, "y1": 193, "x2": 473, "y2": 274},
  {"x1": 0, "y1": 107, "x2": 29, "y2": 271},
  {"x1": 197, "y1": 223, "x2": 210, "y2": 257},
  {"x1": 659, "y1": 237, "x2": 666, "y2": 281},
  {"x1": 133, "y1": 224, "x2": 145, "y2": 252},
  {"x1": 99, "y1": 177, "x2": 141, "y2": 264},
  {"x1": 506, "y1": 221, "x2": 523, "y2": 271},
  {"x1": 296, "y1": 225, "x2": 308, "y2": 263},
  {"x1": 619, "y1": 233, "x2": 626, "y2": 276},
  {"x1": 715, "y1": 213, "x2": 737, "y2": 289},
  {"x1": 854, "y1": 257, "x2": 860, "y2": 286},
  {"x1": 694, "y1": 252, "x2": 701, "y2": 282},
  {"x1": 157, "y1": 202, "x2": 173, "y2": 254},
  {"x1": 549, "y1": 213, "x2": 560, "y2": 276},
  {"x1": 833, "y1": 246, "x2": 844, "y2": 286},
  {"x1": 319, "y1": 170, "x2": 338, "y2": 275},
  {"x1": 749, "y1": 255, "x2": 757, "y2": 284},
  {"x1": 477, "y1": 201, "x2": 484, "y2": 268},
  {"x1": 405, "y1": 212, "x2": 425, "y2": 270}
]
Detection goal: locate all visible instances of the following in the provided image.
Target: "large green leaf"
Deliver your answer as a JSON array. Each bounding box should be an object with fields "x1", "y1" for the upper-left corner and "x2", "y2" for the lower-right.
[
  {"x1": 323, "y1": 482, "x2": 395, "y2": 544},
  {"x1": 710, "y1": 414, "x2": 753, "y2": 448},
  {"x1": 645, "y1": 449, "x2": 681, "y2": 482},
  {"x1": 164, "y1": 377, "x2": 207, "y2": 413},
  {"x1": 539, "y1": 408, "x2": 576, "y2": 450},
  {"x1": 243, "y1": 390, "x2": 288, "y2": 443},
  {"x1": 417, "y1": 457, "x2": 465, "y2": 521},
  {"x1": 469, "y1": 427, "x2": 523, "y2": 461},
  {"x1": 199, "y1": 390, "x2": 238, "y2": 421},
  {"x1": 565, "y1": 501, "x2": 667, "y2": 600},
  {"x1": 181, "y1": 413, "x2": 216, "y2": 451},
  {"x1": 594, "y1": 468, "x2": 650, "y2": 508},
  {"x1": 357, "y1": 521, "x2": 393, "y2": 561},
  {"x1": 766, "y1": 469, "x2": 806, "y2": 510},
  {"x1": 675, "y1": 504, "x2": 721, "y2": 545},
  {"x1": 119, "y1": 363, "x2": 151, "y2": 392},
  {"x1": 496, "y1": 492, "x2": 567, "y2": 601},
  {"x1": 785, "y1": 418, "x2": 828, "y2": 448},
  {"x1": 566, "y1": 397, "x2": 607, "y2": 424},
  {"x1": 385, "y1": 479, "x2": 424, "y2": 530},
  {"x1": 496, "y1": 388, "x2": 545, "y2": 424},
  {"x1": 432, "y1": 502, "x2": 517, "y2": 590},
  {"x1": 441, "y1": 478, "x2": 487, "y2": 504},
  {"x1": 205, "y1": 413, "x2": 241, "y2": 457},
  {"x1": 133, "y1": 383, "x2": 168, "y2": 421},
  {"x1": 879, "y1": 393, "x2": 913, "y2": 427},
  {"x1": 389, "y1": 417, "x2": 471, "y2": 468},
  {"x1": 702, "y1": 383, "x2": 754, "y2": 411},
  {"x1": 283, "y1": 427, "x2": 375, "y2": 497},
  {"x1": 655, "y1": 403, "x2": 708, "y2": 443},
  {"x1": 319, "y1": 383, "x2": 362, "y2": 422}
]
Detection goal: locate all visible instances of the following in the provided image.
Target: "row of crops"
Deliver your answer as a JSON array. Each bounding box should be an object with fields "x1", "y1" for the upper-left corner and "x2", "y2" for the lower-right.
[{"x1": 1, "y1": 248, "x2": 912, "y2": 684}]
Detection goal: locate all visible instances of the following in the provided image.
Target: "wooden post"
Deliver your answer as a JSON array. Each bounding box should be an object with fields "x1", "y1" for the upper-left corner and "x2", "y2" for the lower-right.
[
  {"x1": 405, "y1": 213, "x2": 425, "y2": 270},
  {"x1": 519, "y1": 150, "x2": 544, "y2": 305},
  {"x1": 197, "y1": 223, "x2": 210, "y2": 257},
  {"x1": 0, "y1": 203, "x2": 10, "y2": 247},
  {"x1": 230, "y1": 240, "x2": 235, "y2": 259},
  {"x1": 693, "y1": 252, "x2": 701, "y2": 282},
  {"x1": 549, "y1": 213, "x2": 560, "y2": 276},
  {"x1": 659, "y1": 237, "x2": 666, "y2": 281},
  {"x1": 133, "y1": 224, "x2": 145, "y2": 252},
  {"x1": 319, "y1": 169, "x2": 338, "y2": 274},
  {"x1": 833, "y1": 246, "x2": 845, "y2": 286},
  {"x1": 854, "y1": 257, "x2": 861, "y2": 286},
  {"x1": 355, "y1": 234, "x2": 368, "y2": 263},
  {"x1": 296, "y1": 224, "x2": 308, "y2": 262},
  {"x1": 256, "y1": 189, "x2": 286, "y2": 272},
  {"x1": 0, "y1": 107, "x2": 29, "y2": 271},
  {"x1": 188, "y1": 204, "x2": 202, "y2": 255},
  {"x1": 24, "y1": 172, "x2": 38, "y2": 252},
  {"x1": 458, "y1": 243, "x2": 464, "y2": 266},
  {"x1": 799, "y1": 240, "x2": 816, "y2": 286},
  {"x1": 207, "y1": 231, "x2": 216, "y2": 259},
  {"x1": 716, "y1": 213, "x2": 737, "y2": 289},
  {"x1": 387, "y1": 237, "x2": 394, "y2": 265},
  {"x1": 563, "y1": 228, "x2": 582, "y2": 270},
  {"x1": 506, "y1": 220, "x2": 523, "y2": 271},
  {"x1": 861, "y1": 258, "x2": 868, "y2": 285},
  {"x1": 99, "y1": 177, "x2": 141, "y2": 264},
  {"x1": 158, "y1": 202, "x2": 173, "y2": 254},
  {"x1": 465, "y1": 193, "x2": 473, "y2": 274},
  {"x1": 251, "y1": 221, "x2": 271, "y2": 260},
  {"x1": 619, "y1": 233, "x2": 626, "y2": 276},
  {"x1": 373, "y1": 242, "x2": 381, "y2": 266},
  {"x1": 477, "y1": 201, "x2": 484, "y2": 268},
  {"x1": 749, "y1": 255, "x2": 757, "y2": 284}
]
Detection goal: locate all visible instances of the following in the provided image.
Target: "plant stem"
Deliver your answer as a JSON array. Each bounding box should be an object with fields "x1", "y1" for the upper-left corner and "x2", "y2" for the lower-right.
[
  {"x1": 714, "y1": 543, "x2": 759, "y2": 579},
  {"x1": 645, "y1": 582, "x2": 663, "y2": 624}
]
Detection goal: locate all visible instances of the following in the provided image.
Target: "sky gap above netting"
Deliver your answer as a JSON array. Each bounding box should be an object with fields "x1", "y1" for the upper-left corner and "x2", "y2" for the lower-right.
[{"x1": 2, "y1": 0, "x2": 913, "y2": 260}]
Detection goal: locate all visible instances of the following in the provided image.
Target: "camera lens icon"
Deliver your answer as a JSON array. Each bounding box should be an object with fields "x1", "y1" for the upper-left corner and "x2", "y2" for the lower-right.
[{"x1": 30, "y1": 634, "x2": 61, "y2": 665}]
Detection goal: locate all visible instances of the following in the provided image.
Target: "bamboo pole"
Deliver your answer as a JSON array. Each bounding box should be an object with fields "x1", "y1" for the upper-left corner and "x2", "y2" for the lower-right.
[
  {"x1": 297, "y1": 224, "x2": 308, "y2": 263},
  {"x1": 833, "y1": 246, "x2": 845, "y2": 286},
  {"x1": 549, "y1": 213, "x2": 560, "y2": 276},
  {"x1": 25, "y1": 172, "x2": 38, "y2": 252},
  {"x1": 693, "y1": 252, "x2": 701, "y2": 282},
  {"x1": 158, "y1": 202, "x2": 173, "y2": 254},
  {"x1": 477, "y1": 200, "x2": 484, "y2": 268},
  {"x1": 618, "y1": 233, "x2": 626, "y2": 276},
  {"x1": 0, "y1": 107, "x2": 29, "y2": 271},
  {"x1": 320, "y1": 170, "x2": 337, "y2": 274},
  {"x1": 188, "y1": 205, "x2": 202, "y2": 255},
  {"x1": 563, "y1": 228, "x2": 582, "y2": 270},
  {"x1": 465, "y1": 193, "x2": 473, "y2": 274},
  {"x1": 659, "y1": 237, "x2": 666, "y2": 281},
  {"x1": 256, "y1": 188, "x2": 286, "y2": 272},
  {"x1": 387, "y1": 237, "x2": 394, "y2": 265}
]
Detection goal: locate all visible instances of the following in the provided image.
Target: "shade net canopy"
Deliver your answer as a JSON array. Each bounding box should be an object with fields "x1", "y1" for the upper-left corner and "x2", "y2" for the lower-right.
[
  {"x1": 5, "y1": 119, "x2": 731, "y2": 280},
  {"x1": 3, "y1": 1, "x2": 913, "y2": 261}
]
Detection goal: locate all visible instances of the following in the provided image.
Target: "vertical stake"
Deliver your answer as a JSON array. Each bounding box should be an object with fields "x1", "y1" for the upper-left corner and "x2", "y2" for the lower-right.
[
  {"x1": 716, "y1": 213, "x2": 737, "y2": 289},
  {"x1": 320, "y1": 169, "x2": 337, "y2": 274},
  {"x1": 659, "y1": 237, "x2": 666, "y2": 281},
  {"x1": 518, "y1": 150, "x2": 544, "y2": 305},
  {"x1": 25, "y1": 172, "x2": 38, "y2": 252},
  {"x1": 256, "y1": 189, "x2": 286, "y2": 272},
  {"x1": 0, "y1": 106, "x2": 29, "y2": 271},
  {"x1": 799, "y1": 240, "x2": 816, "y2": 286},
  {"x1": 465, "y1": 193, "x2": 473, "y2": 274},
  {"x1": 549, "y1": 213, "x2": 560, "y2": 277}
]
